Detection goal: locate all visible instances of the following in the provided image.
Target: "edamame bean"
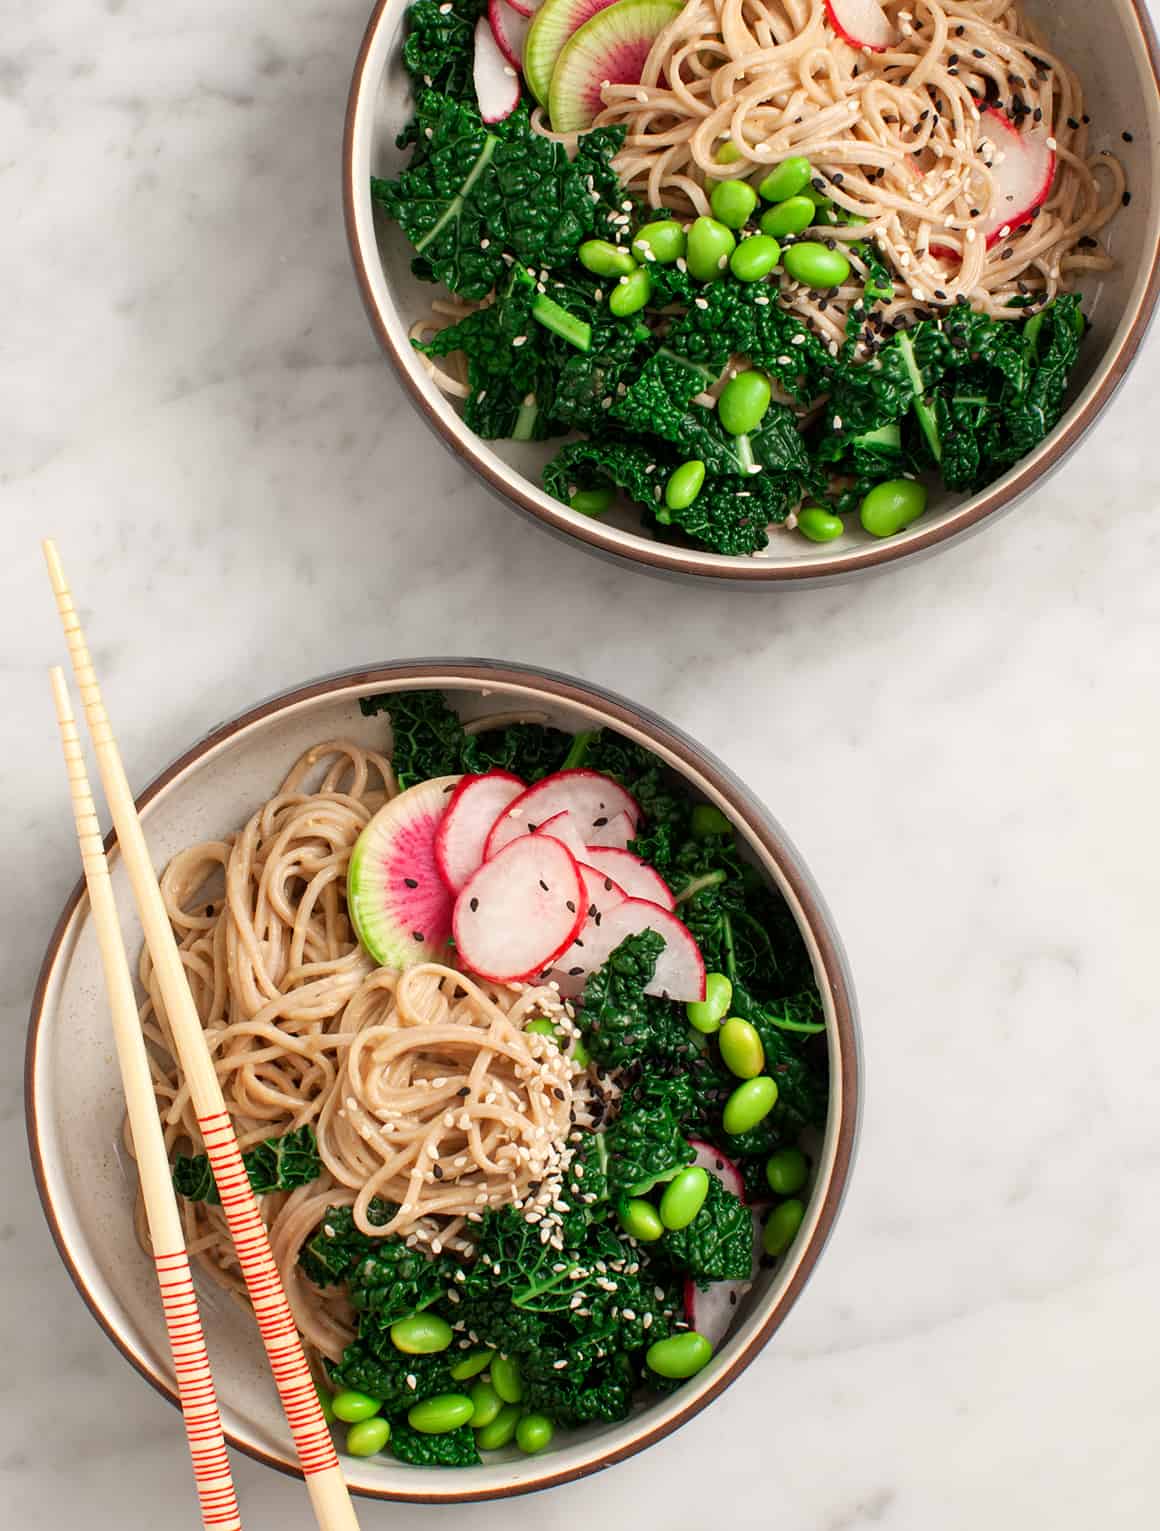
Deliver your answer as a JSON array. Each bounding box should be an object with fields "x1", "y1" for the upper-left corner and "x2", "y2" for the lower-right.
[
  {"x1": 686, "y1": 216, "x2": 736, "y2": 281},
  {"x1": 729, "y1": 233, "x2": 780, "y2": 282},
  {"x1": 619, "y1": 1197, "x2": 665, "y2": 1242},
  {"x1": 646, "y1": 1332, "x2": 713, "y2": 1380},
  {"x1": 686, "y1": 971, "x2": 732, "y2": 1033},
  {"x1": 716, "y1": 139, "x2": 742, "y2": 164},
  {"x1": 346, "y1": 1417, "x2": 391, "y2": 1457},
  {"x1": 659, "y1": 1166, "x2": 710, "y2": 1230},
  {"x1": 796, "y1": 505, "x2": 845, "y2": 543},
  {"x1": 407, "y1": 1393, "x2": 475, "y2": 1434},
  {"x1": 717, "y1": 370, "x2": 772, "y2": 436},
  {"x1": 450, "y1": 1348, "x2": 494, "y2": 1382},
  {"x1": 316, "y1": 1385, "x2": 336, "y2": 1425},
  {"x1": 524, "y1": 1017, "x2": 560, "y2": 1040},
  {"x1": 632, "y1": 219, "x2": 686, "y2": 265},
  {"x1": 578, "y1": 239, "x2": 637, "y2": 278},
  {"x1": 718, "y1": 1017, "x2": 764, "y2": 1079},
  {"x1": 723, "y1": 1075, "x2": 779, "y2": 1135},
  {"x1": 516, "y1": 1413, "x2": 555, "y2": 1455},
  {"x1": 569, "y1": 487, "x2": 613, "y2": 517},
  {"x1": 709, "y1": 178, "x2": 758, "y2": 230},
  {"x1": 469, "y1": 1379, "x2": 503, "y2": 1428},
  {"x1": 331, "y1": 1389, "x2": 382, "y2": 1423},
  {"x1": 760, "y1": 196, "x2": 816, "y2": 239},
  {"x1": 489, "y1": 1354, "x2": 524, "y2": 1404},
  {"x1": 781, "y1": 241, "x2": 851, "y2": 289},
  {"x1": 391, "y1": 1313, "x2": 454, "y2": 1355},
  {"x1": 691, "y1": 804, "x2": 731, "y2": 838},
  {"x1": 859, "y1": 478, "x2": 927, "y2": 538},
  {"x1": 758, "y1": 155, "x2": 812, "y2": 203},
  {"x1": 475, "y1": 1402, "x2": 521, "y2": 1450},
  {"x1": 762, "y1": 1198, "x2": 805, "y2": 1256},
  {"x1": 664, "y1": 458, "x2": 706, "y2": 512},
  {"x1": 609, "y1": 266, "x2": 653, "y2": 317},
  {"x1": 572, "y1": 1036, "x2": 590, "y2": 1068},
  {"x1": 765, "y1": 1148, "x2": 808, "y2": 1196}
]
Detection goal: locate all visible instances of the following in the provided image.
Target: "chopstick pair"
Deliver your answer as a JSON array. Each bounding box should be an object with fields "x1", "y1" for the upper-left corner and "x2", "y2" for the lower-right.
[{"x1": 45, "y1": 542, "x2": 361, "y2": 1531}]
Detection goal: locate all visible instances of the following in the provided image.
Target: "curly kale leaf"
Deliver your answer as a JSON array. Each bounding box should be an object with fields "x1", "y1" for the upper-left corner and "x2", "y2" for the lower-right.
[
  {"x1": 522, "y1": 1365, "x2": 633, "y2": 1427},
  {"x1": 577, "y1": 931, "x2": 701, "y2": 1068},
  {"x1": 298, "y1": 1200, "x2": 393, "y2": 1286},
  {"x1": 359, "y1": 688, "x2": 465, "y2": 786},
  {"x1": 172, "y1": 1126, "x2": 320, "y2": 1206},
  {"x1": 460, "y1": 722, "x2": 572, "y2": 781},
  {"x1": 662, "y1": 284, "x2": 835, "y2": 404},
  {"x1": 329, "y1": 1344, "x2": 457, "y2": 1412},
  {"x1": 604, "y1": 1100, "x2": 693, "y2": 1197},
  {"x1": 543, "y1": 437, "x2": 674, "y2": 516},
  {"x1": 611, "y1": 350, "x2": 743, "y2": 476},
  {"x1": 400, "y1": 0, "x2": 484, "y2": 102},
  {"x1": 659, "y1": 1174, "x2": 753, "y2": 1282},
  {"x1": 729, "y1": 982, "x2": 828, "y2": 1134},
  {"x1": 391, "y1": 1421, "x2": 480, "y2": 1467},
  {"x1": 666, "y1": 471, "x2": 796, "y2": 556},
  {"x1": 349, "y1": 1241, "x2": 455, "y2": 1331}
]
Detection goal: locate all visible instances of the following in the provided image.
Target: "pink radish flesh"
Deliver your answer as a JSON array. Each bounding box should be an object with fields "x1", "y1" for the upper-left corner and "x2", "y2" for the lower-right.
[
  {"x1": 581, "y1": 845, "x2": 674, "y2": 908},
  {"x1": 586, "y1": 808, "x2": 634, "y2": 850},
  {"x1": 540, "y1": 863, "x2": 628, "y2": 994},
  {"x1": 533, "y1": 810, "x2": 590, "y2": 862},
  {"x1": 560, "y1": 897, "x2": 705, "y2": 1001},
  {"x1": 824, "y1": 0, "x2": 895, "y2": 51},
  {"x1": 473, "y1": 15, "x2": 521, "y2": 123},
  {"x1": 489, "y1": 0, "x2": 531, "y2": 67},
  {"x1": 434, "y1": 771, "x2": 524, "y2": 893},
  {"x1": 505, "y1": 0, "x2": 542, "y2": 17},
  {"x1": 485, "y1": 770, "x2": 639, "y2": 859},
  {"x1": 977, "y1": 107, "x2": 1056, "y2": 247},
  {"x1": 453, "y1": 834, "x2": 585, "y2": 982},
  {"x1": 681, "y1": 1140, "x2": 759, "y2": 1347}
]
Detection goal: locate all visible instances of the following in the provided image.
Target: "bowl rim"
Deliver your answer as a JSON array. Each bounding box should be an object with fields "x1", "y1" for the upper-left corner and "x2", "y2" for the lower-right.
[
  {"x1": 26, "y1": 658, "x2": 860, "y2": 1502},
  {"x1": 342, "y1": 0, "x2": 1160, "y2": 583}
]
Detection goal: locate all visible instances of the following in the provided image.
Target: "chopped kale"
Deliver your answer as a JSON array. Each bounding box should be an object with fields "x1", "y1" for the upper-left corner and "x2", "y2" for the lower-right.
[
  {"x1": 299, "y1": 1200, "x2": 393, "y2": 1286},
  {"x1": 604, "y1": 1099, "x2": 693, "y2": 1197},
  {"x1": 329, "y1": 1345, "x2": 457, "y2": 1412},
  {"x1": 400, "y1": 0, "x2": 484, "y2": 102},
  {"x1": 390, "y1": 1421, "x2": 480, "y2": 1467},
  {"x1": 172, "y1": 1126, "x2": 320, "y2": 1206},
  {"x1": 577, "y1": 931, "x2": 701, "y2": 1069},
  {"x1": 658, "y1": 1174, "x2": 753, "y2": 1282}
]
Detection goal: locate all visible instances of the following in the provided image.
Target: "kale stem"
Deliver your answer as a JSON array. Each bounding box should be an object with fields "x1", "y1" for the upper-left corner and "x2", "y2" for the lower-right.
[
  {"x1": 722, "y1": 910, "x2": 737, "y2": 984},
  {"x1": 561, "y1": 730, "x2": 598, "y2": 770},
  {"x1": 512, "y1": 397, "x2": 538, "y2": 441},
  {"x1": 673, "y1": 868, "x2": 727, "y2": 906},
  {"x1": 896, "y1": 331, "x2": 942, "y2": 463},
  {"x1": 532, "y1": 293, "x2": 591, "y2": 352},
  {"x1": 513, "y1": 1262, "x2": 581, "y2": 1307}
]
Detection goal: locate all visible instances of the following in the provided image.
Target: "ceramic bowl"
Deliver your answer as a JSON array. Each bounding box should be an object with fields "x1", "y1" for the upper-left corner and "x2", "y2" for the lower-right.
[
  {"x1": 343, "y1": 0, "x2": 1160, "y2": 584},
  {"x1": 27, "y1": 660, "x2": 858, "y2": 1502}
]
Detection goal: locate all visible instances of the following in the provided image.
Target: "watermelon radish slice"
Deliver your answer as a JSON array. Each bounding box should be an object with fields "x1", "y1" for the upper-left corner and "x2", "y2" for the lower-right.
[
  {"x1": 548, "y1": 0, "x2": 682, "y2": 134},
  {"x1": 566, "y1": 897, "x2": 705, "y2": 1001},
  {"x1": 348, "y1": 776, "x2": 461, "y2": 968},
  {"x1": 435, "y1": 770, "x2": 525, "y2": 894},
  {"x1": 824, "y1": 0, "x2": 895, "y2": 52},
  {"x1": 489, "y1": 0, "x2": 531, "y2": 69},
  {"x1": 582, "y1": 845, "x2": 674, "y2": 908},
  {"x1": 453, "y1": 833, "x2": 586, "y2": 983},
  {"x1": 484, "y1": 770, "x2": 640, "y2": 860},
  {"x1": 524, "y1": 0, "x2": 621, "y2": 107},
  {"x1": 976, "y1": 107, "x2": 1055, "y2": 247},
  {"x1": 681, "y1": 1140, "x2": 759, "y2": 1347},
  {"x1": 474, "y1": 14, "x2": 521, "y2": 124},
  {"x1": 534, "y1": 810, "x2": 590, "y2": 862},
  {"x1": 506, "y1": 0, "x2": 542, "y2": 17}
]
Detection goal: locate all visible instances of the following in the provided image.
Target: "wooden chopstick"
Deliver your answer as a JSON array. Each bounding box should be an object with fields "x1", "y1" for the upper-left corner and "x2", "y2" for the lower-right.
[
  {"x1": 49, "y1": 666, "x2": 244, "y2": 1531},
  {"x1": 44, "y1": 541, "x2": 362, "y2": 1531}
]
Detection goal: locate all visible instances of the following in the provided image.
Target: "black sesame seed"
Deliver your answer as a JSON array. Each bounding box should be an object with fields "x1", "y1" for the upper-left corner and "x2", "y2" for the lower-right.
[
  {"x1": 1123, "y1": 191, "x2": 1132, "y2": 205},
  {"x1": 432, "y1": 1163, "x2": 444, "y2": 1179},
  {"x1": 603, "y1": 878, "x2": 613, "y2": 892},
  {"x1": 972, "y1": 47, "x2": 984, "y2": 58},
  {"x1": 948, "y1": 53, "x2": 959, "y2": 65},
  {"x1": 457, "y1": 1086, "x2": 470, "y2": 1096},
  {"x1": 404, "y1": 877, "x2": 419, "y2": 889},
  {"x1": 469, "y1": 897, "x2": 479, "y2": 912},
  {"x1": 566, "y1": 900, "x2": 576, "y2": 913},
  {"x1": 1123, "y1": 131, "x2": 1134, "y2": 143},
  {"x1": 205, "y1": 904, "x2": 214, "y2": 916},
  {"x1": 412, "y1": 930, "x2": 425, "y2": 941},
  {"x1": 1001, "y1": 248, "x2": 1014, "y2": 260},
  {"x1": 568, "y1": 967, "x2": 584, "y2": 977},
  {"x1": 592, "y1": 816, "x2": 608, "y2": 828},
  {"x1": 587, "y1": 903, "x2": 597, "y2": 918},
  {"x1": 553, "y1": 1087, "x2": 565, "y2": 1101},
  {"x1": 1067, "y1": 116, "x2": 1079, "y2": 129},
  {"x1": 539, "y1": 879, "x2": 549, "y2": 892}
]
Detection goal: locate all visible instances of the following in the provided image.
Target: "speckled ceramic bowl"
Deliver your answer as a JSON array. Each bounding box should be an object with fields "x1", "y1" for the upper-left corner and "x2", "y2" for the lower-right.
[
  {"x1": 344, "y1": 0, "x2": 1160, "y2": 584},
  {"x1": 27, "y1": 660, "x2": 859, "y2": 1503}
]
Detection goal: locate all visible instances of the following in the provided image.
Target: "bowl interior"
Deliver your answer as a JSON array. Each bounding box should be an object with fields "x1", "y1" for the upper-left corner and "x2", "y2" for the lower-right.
[
  {"x1": 346, "y1": 0, "x2": 1160, "y2": 578},
  {"x1": 28, "y1": 665, "x2": 857, "y2": 1502}
]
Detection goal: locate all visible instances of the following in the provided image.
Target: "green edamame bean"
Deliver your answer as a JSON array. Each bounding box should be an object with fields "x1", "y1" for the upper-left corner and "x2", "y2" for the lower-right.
[
  {"x1": 717, "y1": 369, "x2": 772, "y2": 436},
  {"x1": 489, "y1": 1354, "x2": 524, "y2": 1404},
  {"x1": 765, "y1": 1148, "x2": 809, "y2": 1196},
  {"x1": 646, "y1": 1331, "x2": 713, "y2": 1380},
  {"x1": 449, "y1": 1348, "x2": 494, "y2": 1382},
  {"x1": 709, "y1": 178, "x2": 758, "y2": 230},
  {"x1": 716, "y1": 139, "x2": 743, "y2": 164},
  {"x1": 569, "y1": 487, "x2": 613, "y2": 517},
  {"x1": 407, "y1": 1393, "x2": 475, "y2": 1434},
  {"x1": 782, "y1": 241, "x2": 851, "y2": 289},
  {"x1": 758, "y1": 155, "x2": 812, "y2": 204},
  {"x1": 475, "y1": 1402, "x2": 521, "y2": 1450},
  {"x1": 331, "y1": 1389, "x2": 382, "y2": 1423},
  {"x1": 618, "y1": 1197, "x2": 665, "y2": 1242},
  {"x1": 390, "y1": 1313, "x2": 453, "y2": 1355},
  {"x1": 524, "y1": 1016, "x2": 560, "y2": 1040},
  {"x1": 632, "y1": 219, "x2": 686, "y2": 265},
  {"x1": 691, "y1": 803, "x2": 731, "y2": 838},
  {"x1": 729, "y1": 233, "x2": 780, "y2": 282},
  {"x1": 578, "y1": 239, "x2": 637, "y2": 278},
  {"x1": 763, "y1": 1197, "x2": 805, "y2": 1256},
  {"x1": 664, "y1": 458, "x2": 706, "y2": 512},
  {"x1": 718, "y1": 1017, "x2": 764, "y2": 1079},
  {"x1": 469, "y1": 1379, "x2": 503, "y2": 1428},
  {"x1": 797, "y1": 505, "x2": 844, "y2": 543},
  {"x1": 723, "y1": 1075, "x2": 779, "y2": 1135},
  {"x1": 609, "y1": 266, "x2": 653, "y2": 317},
  {"x1": 316, "y1": 1385, "x2": 336, "y2": 1425},
  {"x1": 686, "y1": 216, "x2": 736, "y2": 281},
  {"x1": 572, "y1": 1036, "x2": 590, "y2": 1068},
  {"x1": 760, "y1": 195, "x2": 816, "y2": 239},
  {"x1": 804, "y1": 186, "x2": 833, "y2": 209},
  {"x1": 516, "y1": 1413, "x2": 555, "y2": 1454},
  {"x1": 346, "y1": 1417, "x2": 391, "y2": 1456},
  {"x1": 859, "y1": 478, "x2": 927, "y2": 538},
  {"x1": 686, "y1": 971, "x2": 732, "y2": 1033},
  {"x1": 659, "y1": 1166, "x2": 710, "y2": 1230}
]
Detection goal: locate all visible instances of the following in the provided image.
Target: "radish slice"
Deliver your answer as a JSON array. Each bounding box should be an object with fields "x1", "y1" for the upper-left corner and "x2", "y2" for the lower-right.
[
  {"x1": 489, "y1": 0, "x2": 531, "y2": 67},
  {"x1": 473, "y1": 15, "x2": 521, "y2": 123},
  {"x1": 453, "y1": 833, "x2": 585, "y2": 983},
  {"x1": 434, "y1": 771, "x2": 524, "y2": 893},
  {"x1": 565, "y1": 897, "x2": 705, "y2": 1001},
  {"x1": 581, "y1": 846, "x2": 674, "y2": 908},
  {"x1": 681, "y1": 1139, "x2": 759, "y2": 1347},
  {"x1": 540, "y1": 863, "x2": 628, "y2": 993},
  {"x1": 484, "y1": 770, "x2": 640, "y2": 859},
  {"x1": 506, "y1": 0, "x2": 542, "y2": 17},
  {"x1": 976, "y1": 107, "x2": 1056, "y2": 248},
  {"x1": 533, "y1": 810, "x2": 589, "y2": 862},
  {"x1": 824, "y1": 0, "x2": 895, "y2": 52},
  {"x1": 586, "y1": 808, "x2": 635, "y2": 850}
]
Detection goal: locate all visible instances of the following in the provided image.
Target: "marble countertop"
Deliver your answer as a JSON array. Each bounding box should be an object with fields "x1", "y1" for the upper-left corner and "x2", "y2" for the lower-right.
[{"x1": 3, "y1": 2, "x2": 1159, "y2": 1527}]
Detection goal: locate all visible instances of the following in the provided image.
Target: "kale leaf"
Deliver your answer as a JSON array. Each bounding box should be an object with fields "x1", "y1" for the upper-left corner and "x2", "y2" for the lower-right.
[
  {"x1": 391, "y1": 1422, "x2": 480, "y2": 1467},
  {"x1": 543, "y1": 437, "x2": 675, "y2": 517},
  {"x1": 604, "y1": 1100, "x2": 693, "y2": 1197},
  {"x1": 658, "y1": 1174, "x2": 753, "y2": 1282},
  {"x1": 329, "y1": 1345, "x2": 457, "y2": 1412},
  {"x1": 299, "y1": 1201, "x2": 393, "y2": 1287},
  {"x1": 359, "y1": 688, "x2": 466, "y2": 787},
  {"x1": 577, "y1": 931, "x2": 701, "y2": 1069},
  {"x1": 172, "y1": 1126, "x2": 320, "y2": 1206},
  {"x1": 400, "y1": 0, "x2": 484, "y2": 102}
]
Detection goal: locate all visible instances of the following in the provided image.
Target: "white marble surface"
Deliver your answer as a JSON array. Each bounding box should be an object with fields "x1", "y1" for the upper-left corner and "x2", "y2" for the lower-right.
[{"x1": 3, "y1": 1, "x2": 1160, "y2": 1526}]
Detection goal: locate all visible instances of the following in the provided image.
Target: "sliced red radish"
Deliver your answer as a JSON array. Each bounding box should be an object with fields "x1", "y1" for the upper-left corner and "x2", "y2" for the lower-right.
[
  {"x1": 453, "y1": 833, "x2": 585, "y2": 983},
  {"x1": 586, "y1": 808, "x2": 634, "y2": 850},
  {"x1": 484, "y1": 770, "x2": 640, "y2": 860},
  {"x1": 824, "y1": 0, "x2": 895, "y2": 52},
  {"x1": 581, "y1": 845, "x2": 674, "y2": 908},
  {"x1": 566, "y1": 897, "x2": 705, "y2": 1001},
  {"x1": 539, "y1": 861, "x2": 627, "y2": 994},
  {"x1": 505, "y1": 0, "x2": 542, "y2": 17},
  {"x1": 976, "y1": 106, "x2": 1056, "y2": 248},
  {"x1": 473, "y1": 14, "x2": 521, "y2": 124},
  {"x1": 434, "y1": 770, "x2": 524, "y2": 894},
  {"x1": 533, "y1": 810, "x2": 589, "y2": 862},
  {"x1": 548, "y1": 0, "x2": 683, "y2": 133},
  {"x1": 489, "y1": 0, "x2": 531, "y2": 68},
  {"x1": 681, "y1": 1139, "x2": 759, "y2": 1347}
]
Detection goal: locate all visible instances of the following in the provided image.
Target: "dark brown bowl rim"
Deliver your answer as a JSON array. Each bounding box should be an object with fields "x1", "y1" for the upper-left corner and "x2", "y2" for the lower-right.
[
  {"x1": 342, "y1": 0, "x2": 1160, "y2": 582},
  {"x1": 26, "y1": 659, "x2": 860, "y2": 1502}
]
